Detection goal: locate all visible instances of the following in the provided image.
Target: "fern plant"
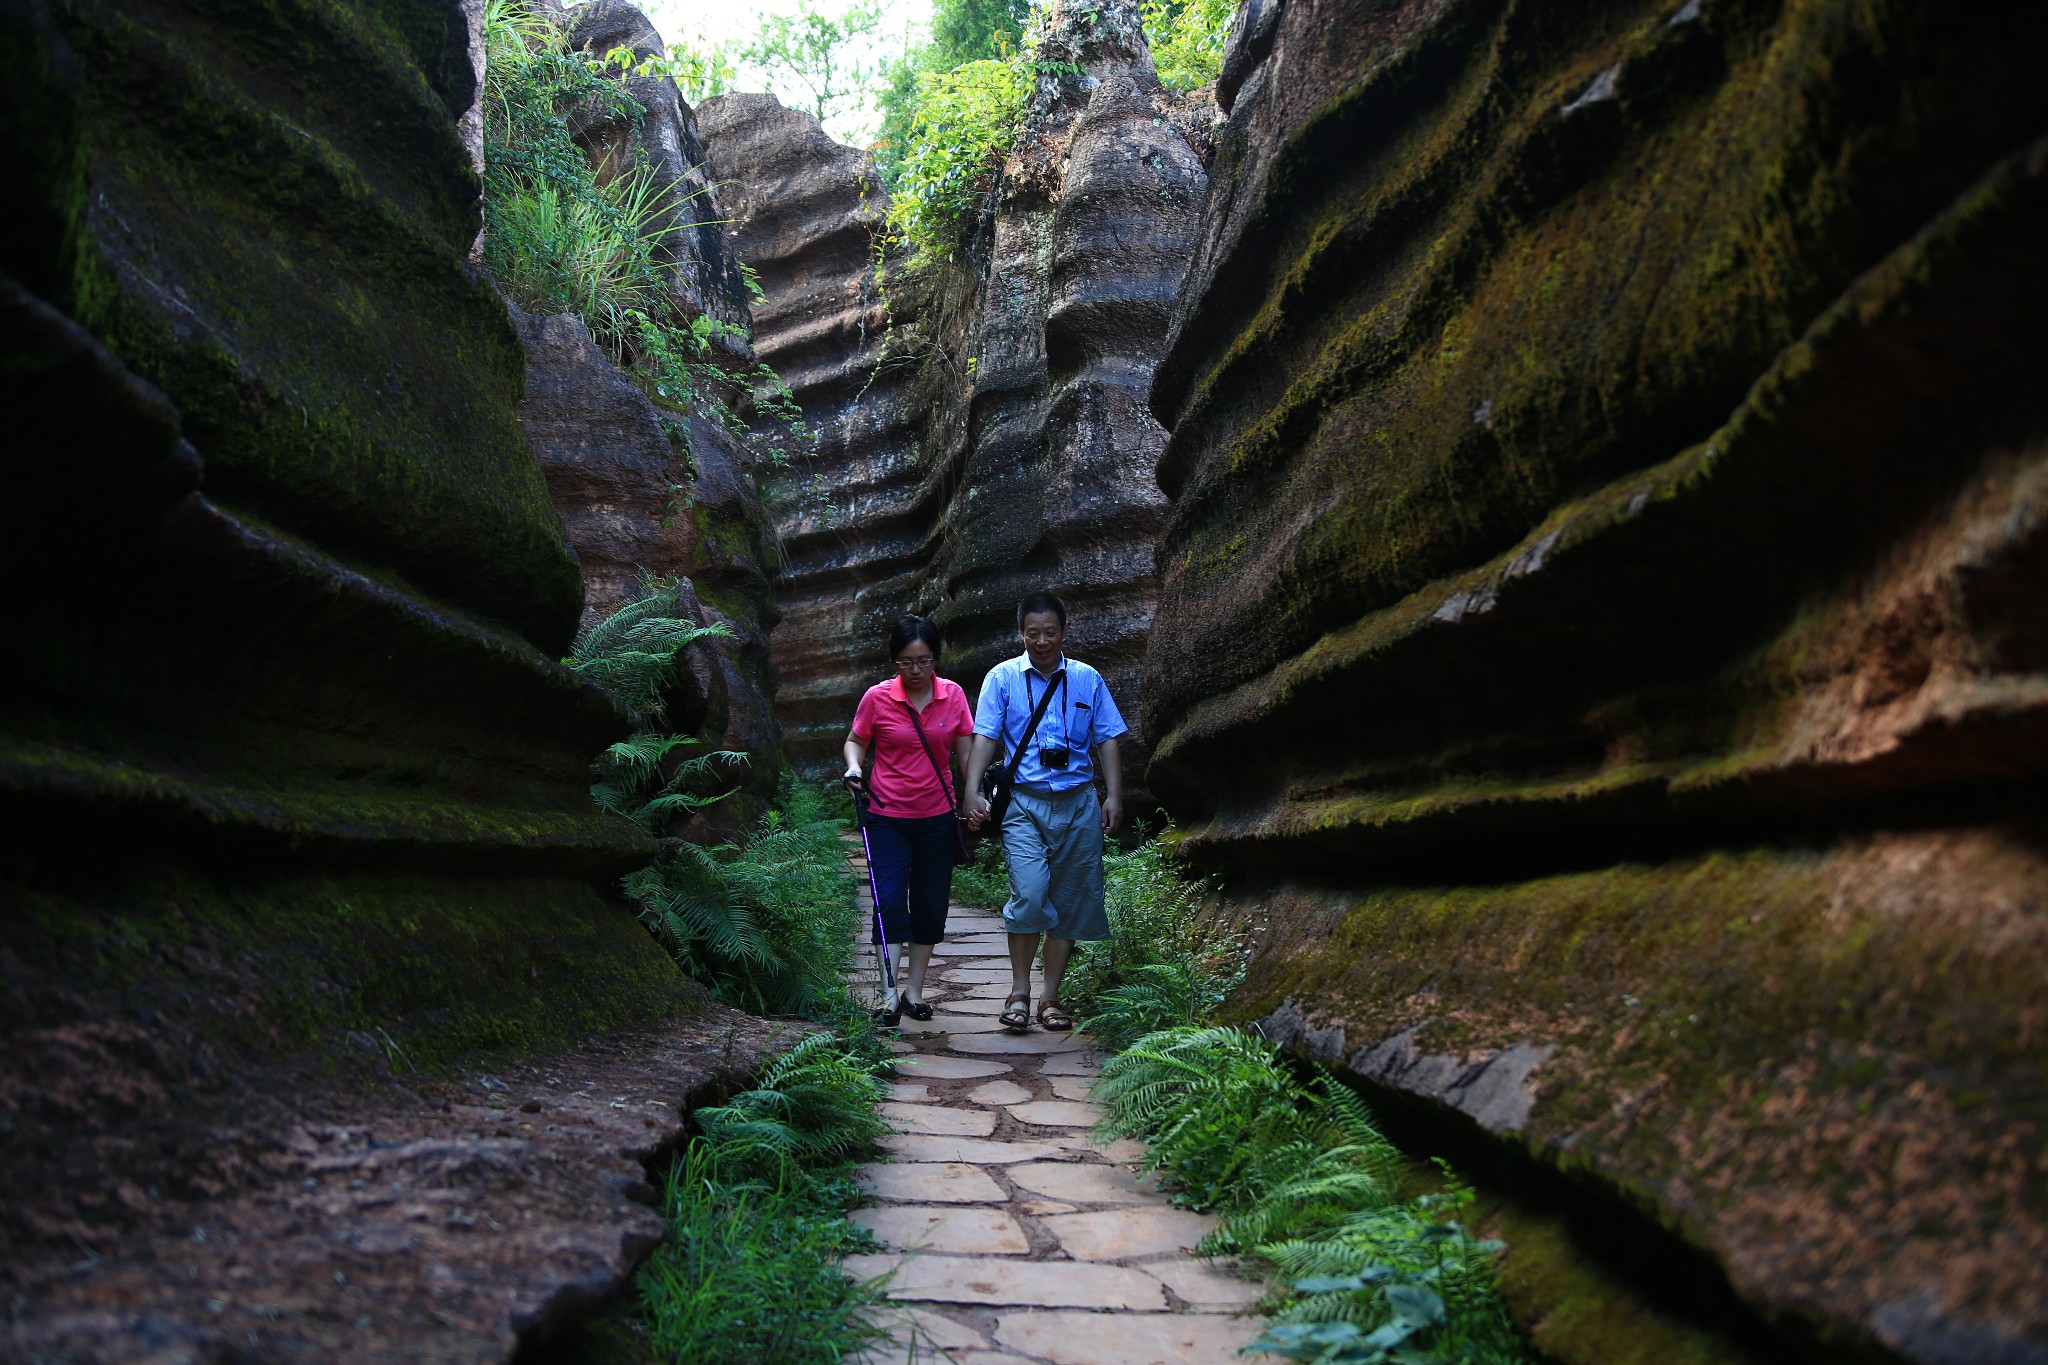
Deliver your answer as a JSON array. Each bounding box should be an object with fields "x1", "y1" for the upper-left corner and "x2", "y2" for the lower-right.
[
  {"x1": 567, "y1": 577, "x2": 746, "y2": 832},
  {"x1": 623, "y1": 776, "x2": 861, "y2": 1015},
  {"x1": 694, "y1": 1030, "x2": 889, "y2": 1176}
]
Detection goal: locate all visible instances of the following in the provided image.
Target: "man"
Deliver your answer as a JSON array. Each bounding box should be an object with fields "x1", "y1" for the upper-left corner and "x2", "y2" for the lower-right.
[{"x1": 963, "y1": 591, "x2": 1126, "y2": 1031}]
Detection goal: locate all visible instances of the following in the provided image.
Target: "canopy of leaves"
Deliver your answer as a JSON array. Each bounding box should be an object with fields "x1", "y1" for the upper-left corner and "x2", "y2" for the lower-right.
[
  {"x1": 885, "y1": 50, "x2": 1031, "y2": 263},
  {"x1": 740, "y1": 0, "x2": 887, "y2": 127},
  {"x1": 1142, "y1": 0, "x2": 1232, "y2": 91}
]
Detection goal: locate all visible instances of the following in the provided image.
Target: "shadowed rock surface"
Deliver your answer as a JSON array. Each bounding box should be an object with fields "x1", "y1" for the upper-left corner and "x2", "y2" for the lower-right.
[
  {"x1": 1, "y1": 1006, "x2": 795, "y2": 1364},
  {"x1": 699, "y1": 0, "x2": 1211, "y2": 789},
  {"x1": 513, "y1": 302, "x2": 784, "y2": 828},
  {"x1": 0, "y1": 0, "x2": 759, "y2": 1350},
  {"x1": 1144, "y1": 0, "x2": 2048, "y2": 1359}
]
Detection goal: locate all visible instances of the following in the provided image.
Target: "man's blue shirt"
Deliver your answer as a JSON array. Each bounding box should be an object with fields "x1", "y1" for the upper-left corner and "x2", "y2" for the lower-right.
[{"x1": 973, "y1": 654, "x2": 1127, "y2": 792}]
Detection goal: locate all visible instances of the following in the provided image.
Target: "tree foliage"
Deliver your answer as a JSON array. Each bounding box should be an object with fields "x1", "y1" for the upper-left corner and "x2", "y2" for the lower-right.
[
  {"x1": 884, "y1": 47, "x2": 1033, "y2": 263},
  {"x1": 1141, "y1": 0, "x2": 1232, "y2": 91},
  {"x1": 740, "y1": 0, "x2": 887, "y2": 128}
]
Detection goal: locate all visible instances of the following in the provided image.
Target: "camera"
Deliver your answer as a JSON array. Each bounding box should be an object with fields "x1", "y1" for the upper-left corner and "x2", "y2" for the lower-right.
[{"x1": 1039, "y1": 743, "x2": 1072, "y2": 770}]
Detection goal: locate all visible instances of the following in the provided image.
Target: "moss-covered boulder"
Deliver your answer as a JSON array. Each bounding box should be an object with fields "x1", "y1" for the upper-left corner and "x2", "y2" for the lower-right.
[{"x1": 1146, "y1": 0, "x2": 2048, "y2": 1357}]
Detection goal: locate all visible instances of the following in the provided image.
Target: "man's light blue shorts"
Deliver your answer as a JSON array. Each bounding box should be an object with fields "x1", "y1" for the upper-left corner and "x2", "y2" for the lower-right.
[{"x1": 999, "y1": 785, "x2": 1109, "y2": 940}]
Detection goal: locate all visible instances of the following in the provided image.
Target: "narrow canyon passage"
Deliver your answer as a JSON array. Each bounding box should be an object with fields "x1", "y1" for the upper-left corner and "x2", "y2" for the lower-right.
[{"x1": 842, "y1": 849, "x2": 1262, "y2": 1365}]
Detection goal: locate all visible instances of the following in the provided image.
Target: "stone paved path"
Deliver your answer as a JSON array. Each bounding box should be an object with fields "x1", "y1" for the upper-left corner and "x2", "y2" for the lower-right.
[{"x1": 844, "y1": 861, "x2": 1266, "y2": 1364}]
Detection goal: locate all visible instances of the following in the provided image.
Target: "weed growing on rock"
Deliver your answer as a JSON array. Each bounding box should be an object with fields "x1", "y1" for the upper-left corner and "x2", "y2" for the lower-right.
[
  {"x1": 481, "y1": 0, "x2": 810, "y2": 467},
  {"x1": 1072, "y1": 833, "x2": 1528, "y2": 1362},
  {"x1": 1096, "y1": 1024, "x2": 1527, "y2": 1363},
  {"x1": 627, "y1": 777, "x2": 860, "y2": 1015},
  {"x1": 567, "y1": 577, "x2": 747, "y2": 831},
  {"x1": 639, "y1": 1026, "x2": 893, "y2": 1363}
]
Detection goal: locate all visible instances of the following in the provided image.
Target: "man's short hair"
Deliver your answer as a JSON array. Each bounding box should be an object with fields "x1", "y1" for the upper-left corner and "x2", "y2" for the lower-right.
[{"x1": 1016, "y1": 591, "x2": 1068, "y2": 628}]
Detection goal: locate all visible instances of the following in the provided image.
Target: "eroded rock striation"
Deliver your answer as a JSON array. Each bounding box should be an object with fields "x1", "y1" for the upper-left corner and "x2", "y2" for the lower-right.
[
  {"x1": 1145, "y1": 0, "x2": 2048, "y2": 1359},
  {"x1": 510, "y1": 2, "x2": 784, "y2": 823},
  {"x1": 0, "y1": 0, "x2": 773, "y2": 1349},
  {"x1": 700, "y1": 0, "x2": 1210, "y2": 783}
]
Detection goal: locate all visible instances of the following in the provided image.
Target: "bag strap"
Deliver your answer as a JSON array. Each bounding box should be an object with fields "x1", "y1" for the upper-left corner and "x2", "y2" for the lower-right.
[
  {"x1": 1004, "y1": 669, "x2": 1066, "y2": 784},
  {"x1": 898, "y1": 699, "x2": 959, "y2": 811}
]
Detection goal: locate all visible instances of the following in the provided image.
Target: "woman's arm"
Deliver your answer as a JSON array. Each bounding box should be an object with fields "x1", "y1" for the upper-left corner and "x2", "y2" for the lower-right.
[
  {"x1": 952, "y1": 733, "x2": 973, "y2": 810},
  {"x1": 962, "y1": 733, "x2": 1000, "y2": 827},
  {"x1": 843, "y1": 732, "x2": 868, "y2": 782}
]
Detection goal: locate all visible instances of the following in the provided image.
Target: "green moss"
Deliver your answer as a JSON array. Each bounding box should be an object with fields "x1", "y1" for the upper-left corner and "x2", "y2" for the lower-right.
[
  {"x1": 1478, "y1": 1200, "x2": 1753, "y2": 1365},
  {"x1": 1228, "y1": 840, "x2": 2048, "y2": 1270},
  {"x1": 8, "y1": 863, "x2": 696, "y2": 1076},
  {"x1": 52, "y1": 0, "x2": 583, "y2": 652},
  {"x1": 1148, "y1": 0, "x2": 2048, "y2": 739}
]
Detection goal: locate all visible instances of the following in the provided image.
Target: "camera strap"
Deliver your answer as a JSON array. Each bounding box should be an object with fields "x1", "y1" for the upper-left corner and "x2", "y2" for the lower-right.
[{"x1": 1011, "y1": 668, "x2": 1067, "y2": 782}]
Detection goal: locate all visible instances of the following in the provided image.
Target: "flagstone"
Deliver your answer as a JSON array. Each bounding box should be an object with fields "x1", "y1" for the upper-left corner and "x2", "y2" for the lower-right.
[
  {"x1": 880, "y1": 1134, "x2": 1072, "y2": 1164},
  {"x1": 990, "y1": 1308, "x2": 1264, "y2": 1365},
  {"x1": 883, "y1": 1102, "x2": 999, "y2": 1138},
  {"x1": 966, "y1": 1079, "x2": 1034, "y2": 1107},
  {"x1": 840, "y1": 1255, "x2": 1167, "y2": 1310},
  {"x1": 1097, "y1": 1138, "x2": 1149, "y2": 1163},
  {"x1": 852, "y1": 1305, "x2": 996, "y2": 1365},
  {"x1": 885, "y1": 1082, "x2": 935, "y2": 1102},
  {"x1": 1040, "y1": 1207, "x2": 1216, "y2": 1261},
  {"x1": 1007, "y1": 1100, "x2": 1104, "y2": 1128},
  {"x1": 1005, "y1": 1162, "x2": 1159, "y2": 1206},
  {"x1": 892, "y1": 1055, "x2": 1014, "y2": 1080},
  {"x1": 1143, "y1": 1256, "x2": 1266, "y2": 1309},
  {"x1": 1036, "y1": 1051, "x2": 1106, "y2": 1075},
  {"x1": 849, "y1": 1206, "x2": 1031, "y2": 1256},
  {"x1": 1014, "y1": 1198, "x2": 1078, "y2": 1216},
  {"x1": 947, "y1": 1031, "x2": 1091, "y2": 1056},
  {"x1": 934, "y1": 938, "x2": 1011, "y2": 955},
  {"x1": 896, "y1": 1012, "x2": 1010, "y2": 1037},
  {"x1": 857, "y1": 1162, "x2": 1007, "y2": 1204},
  {"x1": 1046, "y1": 1076, "x2": 1095, "y2": 1102}
]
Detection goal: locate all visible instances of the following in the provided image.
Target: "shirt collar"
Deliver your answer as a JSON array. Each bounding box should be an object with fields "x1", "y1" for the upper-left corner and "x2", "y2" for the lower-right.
[{"x1": 1021, "y1": 652, "x2": 1068, "y2": 679}]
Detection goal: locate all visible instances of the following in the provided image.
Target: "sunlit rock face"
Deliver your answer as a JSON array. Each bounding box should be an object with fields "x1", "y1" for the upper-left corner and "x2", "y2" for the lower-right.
[
  {"x1": 1147, "y1": 0, "x2": 2048, "y2": 1358},
  {"x1": 699, "y1": 0, "x2": 1210, "y2": 788}
]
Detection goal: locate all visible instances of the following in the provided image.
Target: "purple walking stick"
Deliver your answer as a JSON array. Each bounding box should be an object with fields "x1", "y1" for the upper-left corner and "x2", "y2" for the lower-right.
[{"x1": 843, "y1": 776, "x2": 896, "y2": 1012}]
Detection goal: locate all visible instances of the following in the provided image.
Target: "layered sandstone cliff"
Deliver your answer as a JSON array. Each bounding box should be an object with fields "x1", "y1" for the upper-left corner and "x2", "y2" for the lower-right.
[
  {"x1": 0, "y1": 0, "x2": 771, "y2": 1352},
  {"x1": 699, "y1": 0, "x2": 1210, "y2": 783},
  {"x1": 1144, "y1": 0, "x2": 2048, "y2": 1360}
]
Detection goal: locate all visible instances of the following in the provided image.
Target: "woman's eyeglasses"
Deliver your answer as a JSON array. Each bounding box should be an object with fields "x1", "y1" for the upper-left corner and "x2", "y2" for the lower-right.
[{"x1": 896, "y1": 657, "x2": 936, "y2": 672}]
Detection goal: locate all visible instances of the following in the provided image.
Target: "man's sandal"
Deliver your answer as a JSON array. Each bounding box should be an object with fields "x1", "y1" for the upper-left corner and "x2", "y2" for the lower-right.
[
  {"x1": 1000, "y1": 994, "x2": 1032, "y2": 1032},
  {"x1": 1037, "y1": 1000, "x2": 1074, "y2": 1031}
]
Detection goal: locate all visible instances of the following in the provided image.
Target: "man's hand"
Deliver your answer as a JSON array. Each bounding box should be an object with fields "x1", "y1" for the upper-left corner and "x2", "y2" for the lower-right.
[
  {"x1": 965, "y1": 793, "x2": 992, "y2": 829},
  {"x1": 1100, "y1": 794, "x2": 1123, "y2": 836}
]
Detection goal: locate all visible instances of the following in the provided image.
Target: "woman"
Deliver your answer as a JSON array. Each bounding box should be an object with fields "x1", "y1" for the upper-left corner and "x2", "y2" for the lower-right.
[{"x1": 844, "y1": 615, "x2": 974, "y2": 1023}]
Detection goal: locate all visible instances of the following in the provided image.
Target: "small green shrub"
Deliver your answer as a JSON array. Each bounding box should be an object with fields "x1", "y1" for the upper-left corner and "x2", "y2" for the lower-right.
[
  {"x1": 1093, "y1": 1024, "x2": 1528, "y2": 1364},
  {"x1": 627, "y1": 776, "x2": 860, "y2": 1014},
  {"x1": 566, "y1": 577, "x2": 746, "y2": 832},
  {"x1": 638, "y1": 1027, "x2": 892, "y2": 1363},
  {"x1": 951, "y1": 842, "x2": 1010, "y2": 908},
  {"x1": 1064, "y1": 830, "x2": 1242, "y2": 1027},
  {"x1": 885, "y1": 48, "x2": 1033, "y2": 263}
]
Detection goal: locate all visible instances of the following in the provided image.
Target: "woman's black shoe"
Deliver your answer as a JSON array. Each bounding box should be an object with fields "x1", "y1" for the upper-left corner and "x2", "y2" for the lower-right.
[
  {"x1": 903, "y1": 999, "x2": 935, "y2": 1021},
  {"x1": 872, "y1": 1004, "x2": 902, "y2": 1027}
]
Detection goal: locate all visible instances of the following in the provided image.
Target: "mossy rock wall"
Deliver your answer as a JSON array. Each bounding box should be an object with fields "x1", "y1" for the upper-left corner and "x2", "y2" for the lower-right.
[
  {"x1": 1148, "y1": 0, "x2": 2048, "y2": 1358},
  {"x1": 2, "y1": 0, "x2": 697, "y2": 1265}
]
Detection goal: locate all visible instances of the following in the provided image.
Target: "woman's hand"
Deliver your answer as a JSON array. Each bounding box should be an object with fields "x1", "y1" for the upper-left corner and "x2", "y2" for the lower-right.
[{"x1": 965, "y1": 793, "x2": 992, "y2": 829}]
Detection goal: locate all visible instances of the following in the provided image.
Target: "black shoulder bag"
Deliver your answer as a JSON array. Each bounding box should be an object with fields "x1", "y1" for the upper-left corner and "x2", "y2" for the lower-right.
[
  {"x1": 978, "y1": 669, "x2": 1065, "y2": 838},
  {"x1": 899, "y1": 700, "x2": 976, "y2": 866}
]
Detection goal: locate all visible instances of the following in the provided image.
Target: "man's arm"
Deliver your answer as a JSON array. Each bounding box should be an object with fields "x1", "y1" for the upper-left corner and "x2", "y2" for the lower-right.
[
  {"x1": 962, "y1": 734, "x2": 1001, "y2": 827},
  {"x1": 1095, "y1": 736, "x2": 1123, "y2": 836}
]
